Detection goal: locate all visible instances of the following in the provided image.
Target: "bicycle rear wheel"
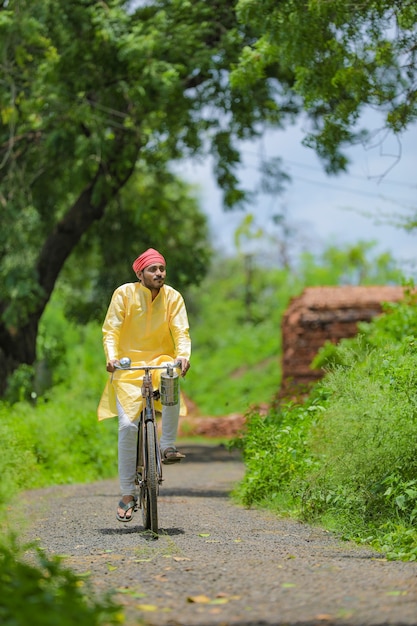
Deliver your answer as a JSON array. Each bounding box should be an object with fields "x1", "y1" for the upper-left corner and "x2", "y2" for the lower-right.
[{"x1": 142, "y1": 423, "x2": 159, "y2": 535}]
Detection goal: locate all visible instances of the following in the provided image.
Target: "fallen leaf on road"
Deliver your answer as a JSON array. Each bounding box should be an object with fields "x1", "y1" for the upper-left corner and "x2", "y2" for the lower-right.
[
  {"x1": 187, "y1": 595, "x2": 211, "y2": 603},
  {"x1": 153, "y1": 574, "x2": 167, "y2": 582},
  {"x1": 386, "y1": 590, "x2": 407, "y2": 596},
  {"x1": 210, "y1": 598, "x2": 229, "y2": 605},
  {"x1": 116, "y1": 588, "x2": 146, "y2": 598},
  {"x1": 198, "y1": 533, "x2": 210, "y2": 537},
  {"x1": 107, "y1": 564, "x2": 118, "y2": 572},
  {"x1": 173, "y1": 556, "x2": 191, "y2": 561}
]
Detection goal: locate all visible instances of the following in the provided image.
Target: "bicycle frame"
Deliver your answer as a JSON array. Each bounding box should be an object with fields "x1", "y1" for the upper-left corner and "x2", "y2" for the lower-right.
[
  {"x1": 114, "y1": 360, "x2": 180, "y2": 535},
  {"x1": 136, "y1": 367, "x2": 163, "y2": 525}
]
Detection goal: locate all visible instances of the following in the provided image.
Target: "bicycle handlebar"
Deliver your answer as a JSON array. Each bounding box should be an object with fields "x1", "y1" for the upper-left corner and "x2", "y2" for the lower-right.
[{"x1": 114, "y1": 357, "x2": 181, "y2": 371}]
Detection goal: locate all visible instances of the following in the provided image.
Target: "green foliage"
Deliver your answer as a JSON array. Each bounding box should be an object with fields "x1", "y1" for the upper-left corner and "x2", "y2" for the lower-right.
[
  {"x1": 1, "y1": 0, "x2": 414, "y2": 399},
  {"x1": 0, "y1": 238, "x2": 399, "y2": 511},
  {"x1": 299, "y1": 241, "x2": 405, "y2": 287},
  {"x1": 184, "y1": 256, "x2": 298, "y2": 415},
  {"x1": 1, "y1": 0, "x2": 299, "y2": 393},
  {"x1": 0, "y1": 319, "x2": 117, "y2": 509},
  {"x1": 231, "y1": 392, "x2": 326, "y2": 507},
  {"x1": 0, "y1": 540, "x2": 122, "y2": 626},
  {"x1": 358, "y1": 284, "x2": 417, "y2": 345},
  {"x1": 57, "y1": 170, "x2": 212, "y2": 325},
  {"x1": 233, "y1": 0, "x2": 417, "y2": 173},
  {"x1": 234, "y1": 290, "x2": 417, "y2": 560},
  {"x1": 0, "y1": 239, "x2": 404, "y2": 512},
  {"x1": 185, "y1": 241, "x2": 404, "y2": 415},
  {"x1": 301, "y1": 336, "x2": 417, "y2": 560},
  {"x1": 312, "y1": 283, "x2": 417, "y2": 371}
]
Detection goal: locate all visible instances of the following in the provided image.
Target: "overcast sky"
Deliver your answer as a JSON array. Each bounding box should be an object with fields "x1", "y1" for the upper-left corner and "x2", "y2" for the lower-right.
[{"x1": 176, "y1": 116, "x2": 417, "y2": 277}]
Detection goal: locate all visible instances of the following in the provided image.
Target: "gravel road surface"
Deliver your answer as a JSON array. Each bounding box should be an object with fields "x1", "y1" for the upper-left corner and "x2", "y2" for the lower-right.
[{"x1": 18, "y1": 444, "x2": 417, "y2": 626}]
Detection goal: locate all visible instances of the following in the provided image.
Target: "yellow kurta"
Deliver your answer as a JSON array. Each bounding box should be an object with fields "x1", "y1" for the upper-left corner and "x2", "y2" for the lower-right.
[{"x1": 97, "y1": 281, "x2": 191, "y2": 421}]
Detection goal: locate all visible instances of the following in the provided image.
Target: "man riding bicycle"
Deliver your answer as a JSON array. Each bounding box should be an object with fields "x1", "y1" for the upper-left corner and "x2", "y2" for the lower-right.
[{"x1": 97, "y1": 248, "x2": 191, "y2": 522}]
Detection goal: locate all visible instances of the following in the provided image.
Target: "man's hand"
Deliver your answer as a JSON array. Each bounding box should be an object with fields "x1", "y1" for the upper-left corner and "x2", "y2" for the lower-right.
[
  {"x1": 177, "y1": 357, "x2": 190, "y2": 377},
  {"x1": 106, "y1": 359, "x2": 119, "y2": 373}
]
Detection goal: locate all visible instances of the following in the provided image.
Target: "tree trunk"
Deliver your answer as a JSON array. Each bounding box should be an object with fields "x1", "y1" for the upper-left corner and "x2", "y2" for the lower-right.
[
  {"x1": 0, "y1": 146, "x2": 139, "y2": 397},
  {"x1": 0, "y1": 318, "x2": 39, "y2": 396}
]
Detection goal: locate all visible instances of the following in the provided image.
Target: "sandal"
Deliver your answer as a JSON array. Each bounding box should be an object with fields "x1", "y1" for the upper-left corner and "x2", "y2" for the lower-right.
[
  {"x1": 116, "y1": 497, "x2": 137, "y2": 522},
  {"x1": 161, "y1": 447, "x2": 186, "y2": 465}
]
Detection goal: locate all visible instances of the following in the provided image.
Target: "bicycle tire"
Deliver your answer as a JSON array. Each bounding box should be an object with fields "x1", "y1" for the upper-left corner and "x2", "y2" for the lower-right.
[
  {"x1": 142, "y1": 423, "x2": 159, "y2": 534},
  {"x1": 136, "y1": 417, "x2": 144, "y2": 497},
  {"x1": 136, "y1": 413, "x2": 151, "y2": 529}
]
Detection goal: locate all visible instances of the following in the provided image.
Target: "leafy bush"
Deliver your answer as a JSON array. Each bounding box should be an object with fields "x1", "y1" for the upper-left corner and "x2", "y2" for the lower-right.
[
  {"x1": 312, "y1": 283, "x2": 417, "y2": 371},
  {"x1": 231, "y1": 390, "x2": 327, "y2": 507},
  {"x1": 0, "y1": 396, "x2": 118, "y2": 509},
  {"x1": 0, "y1": 540, "x2": 123, "y2": 626},
  {"x1": 0, "y1": 321, "x2": 117, "y2": 510},
  {"x1": 234, "y1": 292, "x2": 417, "y2": 560},
  {"x1": 300, "y1": 338, "x2": 417, "y2": 560}
]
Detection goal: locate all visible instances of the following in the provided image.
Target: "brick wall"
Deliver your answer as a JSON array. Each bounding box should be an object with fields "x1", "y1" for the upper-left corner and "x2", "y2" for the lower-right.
[{"x1": 280, "y1": 286, "x2": 405, "y2": 399}]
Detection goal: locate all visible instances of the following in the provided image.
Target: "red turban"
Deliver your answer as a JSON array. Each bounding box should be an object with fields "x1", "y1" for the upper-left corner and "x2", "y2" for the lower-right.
[{"x1": 132, "y1": 248, "x2": 166, "y2": 273}]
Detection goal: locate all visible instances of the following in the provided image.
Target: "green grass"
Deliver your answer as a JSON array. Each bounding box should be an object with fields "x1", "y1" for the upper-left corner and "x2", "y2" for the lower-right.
[
  {"x1": 232, "y1": 290, "x2": 417, "y2": 560},
  {"x1": 0, "y1": 320, "x2": 118, "y2": 511}
]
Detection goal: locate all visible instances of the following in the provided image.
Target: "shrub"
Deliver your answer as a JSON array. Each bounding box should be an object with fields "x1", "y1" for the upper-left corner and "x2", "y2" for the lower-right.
[
  {"x1": 0, "y1": 539, "x2": 123, "y2": 626},
  {"x1": 231, "y1": 390, "x2": 327, "y2": 507},
  {"x1": 298, "y1": 339, "x2": 417, "y2": 559},
  {"x1": 235, "y1": 292, "x2": 417, "y2": 560}
]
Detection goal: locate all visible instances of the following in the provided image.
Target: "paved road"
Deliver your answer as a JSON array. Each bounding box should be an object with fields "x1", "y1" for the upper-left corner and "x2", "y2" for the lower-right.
[{"x1": 19, "y1": 445, "x2": 417, "y2": 625}]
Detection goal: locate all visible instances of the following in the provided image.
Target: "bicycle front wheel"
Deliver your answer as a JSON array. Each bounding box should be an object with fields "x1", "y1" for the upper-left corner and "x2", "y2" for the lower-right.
[{"x1": 142, "y1": 423, "x2": 159, "y2": 535}]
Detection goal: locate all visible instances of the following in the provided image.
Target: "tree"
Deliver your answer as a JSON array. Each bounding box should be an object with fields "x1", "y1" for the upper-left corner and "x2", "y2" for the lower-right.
[
  {"x1": 4, "y1": 1, "x2": 413, "y2": 397},
  {"x1": 0, "y1": 0, "x2": 297, "y2": 394},
  {"x1": 60, "y1": 168, "x2": 212, "y2": 325},
  {"x1": 232, "y1": 0, "x2": 417, "y2": 173}
]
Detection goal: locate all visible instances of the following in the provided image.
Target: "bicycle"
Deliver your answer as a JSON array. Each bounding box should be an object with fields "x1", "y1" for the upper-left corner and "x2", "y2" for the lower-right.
[{"x1": 114, "y1": 357, "x2": 181, "y2": 537}]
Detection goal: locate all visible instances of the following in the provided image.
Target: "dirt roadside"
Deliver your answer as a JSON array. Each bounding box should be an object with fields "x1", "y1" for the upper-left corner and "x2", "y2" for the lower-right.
[{"x1": 16, "y1": 444, "x2": 417, "y2": 626}]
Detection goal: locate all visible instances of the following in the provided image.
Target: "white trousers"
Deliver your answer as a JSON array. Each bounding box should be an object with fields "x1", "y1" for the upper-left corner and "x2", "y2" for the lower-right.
[{"x1": 117, "y1": 399, "x2": 180, "y2": 496}]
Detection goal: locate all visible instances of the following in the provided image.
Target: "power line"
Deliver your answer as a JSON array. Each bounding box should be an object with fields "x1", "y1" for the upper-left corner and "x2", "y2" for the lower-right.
[
  {"x1": 285, "y1": 159, "x2": 417, "y2": 189},
  {"x1": 288, "y1": 175, "x2": 414, "y2": 205},
  {"x1": 240, "y1": 148, "x2": 417, "y2": 189}
]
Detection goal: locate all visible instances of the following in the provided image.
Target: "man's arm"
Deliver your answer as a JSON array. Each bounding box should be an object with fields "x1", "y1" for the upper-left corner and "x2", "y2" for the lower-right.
[
  {"x1": 169, "y1": 292, "x2": 191, "y2": 377},
  {"x1": 102, "y1": 288, "x2": 126, "y2": 371}
]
